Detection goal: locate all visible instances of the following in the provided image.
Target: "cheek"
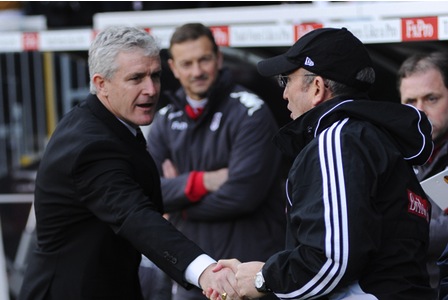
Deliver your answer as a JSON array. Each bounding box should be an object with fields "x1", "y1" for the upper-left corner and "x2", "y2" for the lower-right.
[
  {"x1": 289, "y1": 97, "x2": 302, "y2": 113},
  {"x1": 112, "y1": 88, "x2": 127, "y2": 104},
  {"x1": 432, "y1": 113, "x2": 448, "y2": 131},
  {"x1": 175, "y1": 71, "x2": 190, "y2": 83},
  {"x1": 206, "y1": 62, "x2": 219, "y2": 73},
  {"x1": 426, "y1": 105, "x2": 445, "y2": 124}
]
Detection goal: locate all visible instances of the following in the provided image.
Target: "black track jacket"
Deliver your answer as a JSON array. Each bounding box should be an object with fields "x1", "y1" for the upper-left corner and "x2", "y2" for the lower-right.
[{"x1": 264, "y1": 97, "x2": 436, "y2": 300}]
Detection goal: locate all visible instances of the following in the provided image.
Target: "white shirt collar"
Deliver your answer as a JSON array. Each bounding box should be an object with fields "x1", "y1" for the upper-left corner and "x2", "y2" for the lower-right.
[{"x1": 186, "y1": 96, "x2": 208, "y2": 110}]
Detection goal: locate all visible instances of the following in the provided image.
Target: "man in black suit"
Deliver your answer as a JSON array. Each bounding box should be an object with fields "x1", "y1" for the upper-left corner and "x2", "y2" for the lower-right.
[{"x1": 19, "y1": 26, "x2": 238, "y2": 300}]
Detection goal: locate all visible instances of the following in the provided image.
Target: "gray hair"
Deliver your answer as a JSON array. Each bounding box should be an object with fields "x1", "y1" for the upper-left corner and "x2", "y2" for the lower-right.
[
  {"x1": 302, "y1": 67, "x2": 375, "y2": 97},
  {"x1": 88, "y1": 26, "x2": 160, "y2": 94}
]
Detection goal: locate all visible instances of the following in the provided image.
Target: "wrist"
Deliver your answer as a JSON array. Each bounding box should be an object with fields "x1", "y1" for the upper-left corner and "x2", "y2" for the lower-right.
[
  {"x1": 254, "y1": 271, "x2": 271, "y2": 293},
  {"x1": 184, "y1": 171, "x2": 207, "y2": 202}
]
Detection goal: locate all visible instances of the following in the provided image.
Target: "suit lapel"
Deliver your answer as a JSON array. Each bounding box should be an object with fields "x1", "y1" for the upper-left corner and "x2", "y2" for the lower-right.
[{"x1": 85, "y1": 94, "x2": 164, "y2": 212}]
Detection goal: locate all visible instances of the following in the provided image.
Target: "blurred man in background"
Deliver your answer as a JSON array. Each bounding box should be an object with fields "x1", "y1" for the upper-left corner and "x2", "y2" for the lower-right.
[
  {"x1": 144, "y1": 23, "x2": 286, "y2": 300},
  {"x1": 398, "y1": 52, "x2": 448, "y2": 298}
]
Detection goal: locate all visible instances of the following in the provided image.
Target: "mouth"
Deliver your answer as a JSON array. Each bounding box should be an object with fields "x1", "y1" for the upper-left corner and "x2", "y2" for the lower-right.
[
  {"x1": 192, "y1": 76, "x2": 209, "y2": 84},
  {"x1": 136, "y1": 102, "x2": 155, "y2": 109},
  {"x1": 192, "y1": 79, "x2": 208, "y2": 87}
]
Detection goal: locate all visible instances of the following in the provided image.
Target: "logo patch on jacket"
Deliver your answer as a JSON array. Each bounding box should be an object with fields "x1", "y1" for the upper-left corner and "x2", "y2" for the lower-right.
[
  {"x1": 210, "y1": 112, "x2": 222, "y2": 131},
  {"x1": 407, "y1": 189, "x2": 430, "y2": 222},
  {"x1": 231, "y1": 91, "x2": 263, "y2": 116}
]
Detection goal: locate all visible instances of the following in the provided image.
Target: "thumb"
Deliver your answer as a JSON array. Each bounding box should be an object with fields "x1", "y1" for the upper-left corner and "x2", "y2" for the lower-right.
[{"x1": 214, "y1": 258, "x2": 240, "y2": 273}]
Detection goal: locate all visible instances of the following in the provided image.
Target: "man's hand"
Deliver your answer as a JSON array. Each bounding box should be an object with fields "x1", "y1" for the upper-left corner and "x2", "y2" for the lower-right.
[
  {"x1": 162, "y1": 159, "x2": 179, "y2": 179},
  {"x1": 213, "y1": 260, "x2": 266, "y2": 299},
  {"x1": 204, "y1": 168, "x2": 228, "y2": 192},
  {"x1": 203, "y1": 259, "x2": 240, "y2": 300},
  {"x1": 199, "y1": 263, "x2": 241, "y2": 300},
  {"x1": 163, "y1": 159, "x2": 228, "y2": 193}
]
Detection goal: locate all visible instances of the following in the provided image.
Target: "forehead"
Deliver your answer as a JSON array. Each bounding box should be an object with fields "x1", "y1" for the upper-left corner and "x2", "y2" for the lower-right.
[
  {"x1": 400, "y1": 69, "x2": 445, "y2": 96},
  {"x1": 170, "y1": 36, "x2": 215, "y2": 60},
  {"x1": 115, "y1": 50, "x2": 161, "y2": 70}
]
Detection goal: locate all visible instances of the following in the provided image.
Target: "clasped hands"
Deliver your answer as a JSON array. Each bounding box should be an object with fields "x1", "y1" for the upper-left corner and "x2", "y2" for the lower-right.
[
  {"x1": 163, "y1": 159, "x2": 262, "y2": 299},
  {"x1": 200, "y1": 259, "x2": 266, "y2": 300}
]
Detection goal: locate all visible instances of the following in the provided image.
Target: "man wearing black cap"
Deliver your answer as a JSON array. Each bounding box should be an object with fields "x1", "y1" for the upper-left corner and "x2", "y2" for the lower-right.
[{"x1": 210, "y1": 27, "x2": 436, "y2": 300}]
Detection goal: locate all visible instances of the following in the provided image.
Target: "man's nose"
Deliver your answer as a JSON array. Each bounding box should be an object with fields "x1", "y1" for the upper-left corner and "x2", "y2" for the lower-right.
[
  {"x1": 415, "y1": 101, "x2": 425, "y2": 112},
  {"x1": 282, "y1": 87, "x2": 288, "y2": 101},
  {"x1": 191, "y1": 62, "x2": 203, "y2": 77},
  {"x1": 143, "y1": 77, "x2": 158, "y2": 96}
]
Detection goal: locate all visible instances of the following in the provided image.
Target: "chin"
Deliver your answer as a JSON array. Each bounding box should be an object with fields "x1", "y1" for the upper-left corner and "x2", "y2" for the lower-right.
[
  {"x1": 193, "y1": 86, "x2": 211, "y2": 97},
  {"x1": 144, "y1": 119, "x2": 154, "y2": 126},
  {"x1": 137, "y1": 117, "x2": 153, "y2": 126}
]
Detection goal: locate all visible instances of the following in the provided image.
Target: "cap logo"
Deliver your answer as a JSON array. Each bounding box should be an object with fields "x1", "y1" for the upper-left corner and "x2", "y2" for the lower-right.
[{"x1": 304, "y1": 57, "x2": 315, "y2": 67}]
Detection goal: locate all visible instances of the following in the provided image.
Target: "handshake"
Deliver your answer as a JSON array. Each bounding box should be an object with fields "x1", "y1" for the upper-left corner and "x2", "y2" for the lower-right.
[{"x1": 199, "y1": 259, "x2": 267, "y2": 300}]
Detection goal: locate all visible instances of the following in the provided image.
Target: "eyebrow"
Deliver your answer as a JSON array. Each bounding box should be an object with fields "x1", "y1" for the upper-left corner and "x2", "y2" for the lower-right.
[{"x1": 127, "y1": 68, "x2": 162, "y2": 78}]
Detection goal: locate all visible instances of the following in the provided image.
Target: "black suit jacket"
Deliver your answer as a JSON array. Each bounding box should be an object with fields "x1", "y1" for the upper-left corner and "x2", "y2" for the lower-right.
[{"x1": 19, "y1": 94, "x2": 205, "y2": 300}]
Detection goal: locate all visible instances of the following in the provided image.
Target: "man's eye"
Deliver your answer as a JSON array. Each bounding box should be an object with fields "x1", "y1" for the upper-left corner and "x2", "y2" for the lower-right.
[
  {"x1": 200, "y1": 55, "x2": 213, "y2": 63},
  {"x1": 180, "y1": 62, "x2": 191, "y2": 69},
  {"x1": 277, "y1": 75, "x2": 289, "y2": 88},
  {"x1": 152, "y1": 72, "x2": 162, "y2": 81},
  {"x1": 427, "y1": 96, "x2": 438, "y2": 102}
]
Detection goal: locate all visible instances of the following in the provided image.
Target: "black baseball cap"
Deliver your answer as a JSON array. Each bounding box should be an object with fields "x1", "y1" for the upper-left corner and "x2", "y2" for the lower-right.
[{"x1": 257, "y1": 27, "x2": 373, "y2": 91}]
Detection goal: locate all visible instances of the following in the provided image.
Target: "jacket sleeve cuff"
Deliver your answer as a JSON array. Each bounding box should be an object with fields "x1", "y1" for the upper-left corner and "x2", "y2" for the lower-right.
[
  {"x1": 185, "y1": 254, "x2": 216, "y2": 288},
  {"x1": 185, "y1": 171, "x2": 207, "y2": 202}
]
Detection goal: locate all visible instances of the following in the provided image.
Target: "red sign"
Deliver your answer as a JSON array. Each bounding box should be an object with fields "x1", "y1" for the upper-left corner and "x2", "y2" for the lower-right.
[
  {"x1": 294, "y1": 23, "x2": 323, "y2": 41},
  {"x1": 210, "y1": 26, "x2": 229, "y2": 47},
  {"x1": 401, "y1": 17, "x2": 438, "y2": 41},
  {"x1": 23, "y1": 32, "x2": 39, "y2": 51}
]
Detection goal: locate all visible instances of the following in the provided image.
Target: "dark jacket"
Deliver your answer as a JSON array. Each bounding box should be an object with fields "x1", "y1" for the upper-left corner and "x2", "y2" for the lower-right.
[
  {"x1": 439, "y1": 240, "x2": 448, "y2": 300},
  {"x1": 147, "y1": 69, "x2": 286, "y2": 262},
  {"x1": 416, "y1": 134, "x2": 448, "y2": 290},
  {"x1": 264, "y1": 97, "x2": 435, "y2": 300},
  {"x1": 429, "y1": 136, "x2": 448, "y2": 299},
  {"x1": 19, "y1": 94, "x2": 205, "y2": 300}
]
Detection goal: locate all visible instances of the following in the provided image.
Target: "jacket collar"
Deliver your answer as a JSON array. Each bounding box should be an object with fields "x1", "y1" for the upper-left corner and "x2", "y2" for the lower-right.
[
  {"x1": 85, "y1": 94, "x2": 142, "y2": 146},
  {"x1": 273, "y1": 96, "x2": 433, "y2": 166},
  {"x1": 273, "y1": 97, "x2": 350, "y2": 158}
]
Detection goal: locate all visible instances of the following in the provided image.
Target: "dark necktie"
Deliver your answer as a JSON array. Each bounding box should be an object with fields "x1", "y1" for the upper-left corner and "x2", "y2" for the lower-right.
[{"x1": 135, "y1": 127, "x2": 147, "y2": 147}]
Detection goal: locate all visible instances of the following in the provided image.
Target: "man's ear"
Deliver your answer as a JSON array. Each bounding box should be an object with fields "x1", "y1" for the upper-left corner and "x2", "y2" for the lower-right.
[
  {"x1": 312, "y1": 76, "x2": 330, "y2": 107},
  {"x1": 93, "y1": 74, "x2": 107, "y2": 97},
  {"x1": 168, "y1": 58, "x2": 179, "y2": 79}
]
